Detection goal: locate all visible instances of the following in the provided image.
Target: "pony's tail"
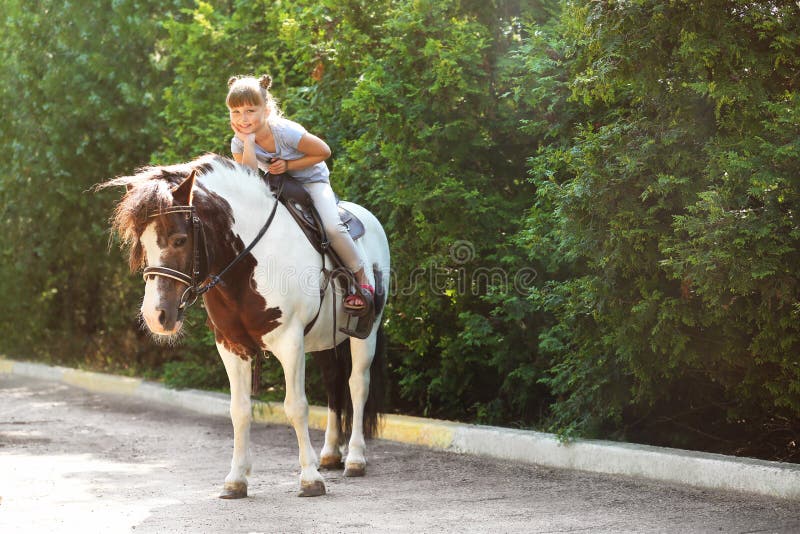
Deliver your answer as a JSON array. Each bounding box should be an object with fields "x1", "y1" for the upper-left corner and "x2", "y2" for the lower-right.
[{"x1": 312, "y1": 342, "x2": 349, "y2": 442}]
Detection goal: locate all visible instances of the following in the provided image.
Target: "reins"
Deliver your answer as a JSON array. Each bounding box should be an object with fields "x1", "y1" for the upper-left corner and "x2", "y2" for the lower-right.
[{"x1": 142, "y1": 179, "x2": 283, "y2": 311}]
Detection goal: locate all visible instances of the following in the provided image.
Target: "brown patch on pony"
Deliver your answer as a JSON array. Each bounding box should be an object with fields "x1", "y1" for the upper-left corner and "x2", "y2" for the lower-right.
[{"x1": 203, "y1": 234, "x2": 283, "y2": 360}]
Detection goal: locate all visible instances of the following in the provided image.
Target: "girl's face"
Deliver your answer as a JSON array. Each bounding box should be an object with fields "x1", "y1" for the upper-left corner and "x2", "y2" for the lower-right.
[{"x1": 228, "y1": 101, "x2": 269, "y2": 134}]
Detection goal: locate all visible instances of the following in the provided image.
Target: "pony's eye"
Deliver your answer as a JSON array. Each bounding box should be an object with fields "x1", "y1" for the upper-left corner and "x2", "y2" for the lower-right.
[{"x1": 173, "y1": 236, "x2": 187, "y2": 248}]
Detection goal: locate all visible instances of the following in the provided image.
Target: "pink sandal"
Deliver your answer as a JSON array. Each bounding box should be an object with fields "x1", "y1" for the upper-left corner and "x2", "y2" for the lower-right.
[{"x1": 344, "y1": 284, "x2": 374, "y2": 311}]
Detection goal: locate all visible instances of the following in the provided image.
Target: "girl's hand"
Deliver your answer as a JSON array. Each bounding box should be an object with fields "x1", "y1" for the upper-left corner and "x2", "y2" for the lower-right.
[
  {"x1": 268, "y1": 158, "x2": 288, "y2": 174},
  {"x1": 230, "y1": 121, "x2": 255, "y2": 144}
]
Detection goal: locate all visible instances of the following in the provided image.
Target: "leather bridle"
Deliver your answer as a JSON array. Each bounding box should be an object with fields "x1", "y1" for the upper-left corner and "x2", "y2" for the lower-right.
[
  {"x1": 142, "y1": 183, "x2": 282, "y2": 311},
  {"x1": 142, "y1": 205, "x2": 209, "y2": 311}
]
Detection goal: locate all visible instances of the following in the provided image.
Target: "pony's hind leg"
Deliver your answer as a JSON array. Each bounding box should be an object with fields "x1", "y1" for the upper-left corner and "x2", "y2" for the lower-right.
[
  {"x1": 311, "y1": 347, "x2": 347, "y2": 470},
  {"x1": 218, "y1": 345, "x2": 253, "y2": 499},
  {"x1": 344, "y1": 334, "x2": 377, "y2": 477},
  {"x1": 320, "y1": 408, "x2": 343, "y2": 469},
  {"x1": 272, "y1": 332, "x2": 326, "y2": 496}
]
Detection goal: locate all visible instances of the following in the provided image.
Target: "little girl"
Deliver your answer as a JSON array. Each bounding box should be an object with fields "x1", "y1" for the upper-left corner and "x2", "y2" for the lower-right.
[{"x1": 226, "y1": 74, "x2": 372, "y2": 310}]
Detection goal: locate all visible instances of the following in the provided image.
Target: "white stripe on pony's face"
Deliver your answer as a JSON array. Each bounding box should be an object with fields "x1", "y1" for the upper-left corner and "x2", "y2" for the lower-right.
[{"x1": 140, "y1": 222, "x2": 185, "y2": 337}]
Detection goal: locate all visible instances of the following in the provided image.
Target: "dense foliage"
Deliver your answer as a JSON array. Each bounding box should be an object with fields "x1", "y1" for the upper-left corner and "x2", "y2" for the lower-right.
[
  {"x1": 0, "y1": 0, "x2": 186, "y2": 372},
  {"x1": 516, "y1": 0, "x2": 800, "y2": 458},
  {"x1": 1, "y1": 0, "x2": 797, "y2": 461}
]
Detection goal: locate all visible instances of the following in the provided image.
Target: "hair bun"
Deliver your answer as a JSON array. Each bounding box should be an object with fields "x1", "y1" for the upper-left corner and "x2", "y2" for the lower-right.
[
  {"x1": 227, "y1": 76, "x2": 239, "y2": 88},
  {"x1": 259, "y1": 74, "x2": 272, "y2": 90}
]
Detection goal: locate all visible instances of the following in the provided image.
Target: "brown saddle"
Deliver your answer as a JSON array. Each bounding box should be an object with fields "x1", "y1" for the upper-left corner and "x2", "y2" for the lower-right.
[
  {"x1": 265, "y1": 174, "x2": 376, "y2": 339},
  {"x1": 264, "y1": 172, "x2": 375, "y2": 339},
  {"x1": 265, "y1": 173, "x2": 365, "y2": 258}
]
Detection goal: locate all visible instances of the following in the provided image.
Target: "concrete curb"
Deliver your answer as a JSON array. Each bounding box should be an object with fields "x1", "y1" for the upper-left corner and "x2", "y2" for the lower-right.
[{"x1": 2, "y1": 358, "x2": 798, "y2": 500}]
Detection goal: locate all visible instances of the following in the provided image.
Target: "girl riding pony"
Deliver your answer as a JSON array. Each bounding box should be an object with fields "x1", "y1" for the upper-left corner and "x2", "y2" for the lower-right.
[{"x1": 226, "y1": 74, "x2": 373, "y2": 311}]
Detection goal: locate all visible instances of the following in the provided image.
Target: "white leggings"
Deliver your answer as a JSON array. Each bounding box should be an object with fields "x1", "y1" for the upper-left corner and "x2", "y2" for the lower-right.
[{"x1": 304, "y1": 181, "x2": 364, "y2": 273}]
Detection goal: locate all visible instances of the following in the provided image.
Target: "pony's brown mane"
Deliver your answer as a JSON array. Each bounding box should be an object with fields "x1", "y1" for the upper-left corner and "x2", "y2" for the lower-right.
[{"x1": 97, "y1": 154, "x2": 232, "y2": 272}]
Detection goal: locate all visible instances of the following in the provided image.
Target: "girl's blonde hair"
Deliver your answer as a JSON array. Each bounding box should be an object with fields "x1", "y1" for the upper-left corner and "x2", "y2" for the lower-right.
[{"x1": 226, "y1": 74, "x2": 282, "y2": 117}]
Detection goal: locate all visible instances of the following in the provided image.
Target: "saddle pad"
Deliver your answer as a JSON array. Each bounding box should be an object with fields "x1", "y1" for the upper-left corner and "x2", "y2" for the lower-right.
[
  {"x1": 337, "y1": 206, "x2": 365, "y2": 241},
  {"x1": 283, "y1": 199, "x2": 364, "y2": 241}
]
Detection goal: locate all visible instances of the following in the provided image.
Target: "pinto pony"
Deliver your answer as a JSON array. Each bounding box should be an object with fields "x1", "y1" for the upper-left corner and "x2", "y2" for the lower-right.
[{"x1": 100, "y1": 154, "x2": 390, "y2": 498}]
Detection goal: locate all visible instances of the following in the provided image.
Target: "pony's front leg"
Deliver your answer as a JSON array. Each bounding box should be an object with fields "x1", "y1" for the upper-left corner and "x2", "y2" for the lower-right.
[
  {"x1": 218, "y1": 345, "x2": 253, "y2": 499},
  {"x1": 344, "y1": 335, "x2": 376, "y2": 477},
  {"x1": 272, "y1": 331, "x2": 325, "y2": 497}
]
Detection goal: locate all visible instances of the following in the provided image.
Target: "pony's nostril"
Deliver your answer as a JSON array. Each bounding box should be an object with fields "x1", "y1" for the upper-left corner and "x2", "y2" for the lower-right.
[{"x1": 158, "y1": 309, "x2": 167, "y2": 326}]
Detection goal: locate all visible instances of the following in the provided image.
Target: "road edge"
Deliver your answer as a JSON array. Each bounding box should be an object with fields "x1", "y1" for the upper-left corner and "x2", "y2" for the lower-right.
[{"x1": 3, "y1": 358, "x2": 798, "y2": 500}]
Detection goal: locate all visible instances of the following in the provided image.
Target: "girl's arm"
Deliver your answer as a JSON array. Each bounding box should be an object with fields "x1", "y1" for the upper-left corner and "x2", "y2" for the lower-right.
[
  {"x1": 231, "y1": 122, "x2": 258, "y2": 170},
  {"x1": 239, "y1": 136, "x2": 259, "y2": 170},
  {"x1": 268, "y1": 133, "x2": 330, "y2": 174}
]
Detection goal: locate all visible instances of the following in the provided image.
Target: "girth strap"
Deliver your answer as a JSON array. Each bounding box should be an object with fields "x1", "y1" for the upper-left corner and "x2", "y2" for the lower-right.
[{"x1": 302, "y1": 205, "x2": 331, "y2": 336}]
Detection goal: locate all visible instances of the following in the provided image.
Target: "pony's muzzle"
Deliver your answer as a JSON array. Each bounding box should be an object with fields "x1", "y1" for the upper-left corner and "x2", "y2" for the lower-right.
[
  {"x1": 141, "y1": 293, "x2": 182, "y2": 336},
  {"x1": 154, "y1": 302, "x2": 181, "y2": 333}
]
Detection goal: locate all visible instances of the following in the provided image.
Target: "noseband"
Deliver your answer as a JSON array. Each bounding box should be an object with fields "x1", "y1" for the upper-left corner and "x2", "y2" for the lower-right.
[
  {"x1": 142, "y1": 205, "x2": 208, "y2": 310},
  {"x1": 142, "y1": 184, "x2": 281, "y2": 311}
]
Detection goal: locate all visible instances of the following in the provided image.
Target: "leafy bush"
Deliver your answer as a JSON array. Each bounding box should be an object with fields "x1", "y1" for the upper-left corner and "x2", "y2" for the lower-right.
[
  {"x1": 0, "y1": 0, "x2": 187, "y2": 372},
  {"x1": 513, "y1": 1, "x2": 800, "y2": 458}
]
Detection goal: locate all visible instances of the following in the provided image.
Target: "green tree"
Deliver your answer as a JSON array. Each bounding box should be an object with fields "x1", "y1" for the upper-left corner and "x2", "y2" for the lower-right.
[
  {"x1": 0, "y1": 0, "x2": 185, "y2": 371},
  {"x1": 335, "y1": 0, "x2": 552, "y2": 422},
  {"x1": 518, "y1": 0, "x2": 800, "y2": 456}
]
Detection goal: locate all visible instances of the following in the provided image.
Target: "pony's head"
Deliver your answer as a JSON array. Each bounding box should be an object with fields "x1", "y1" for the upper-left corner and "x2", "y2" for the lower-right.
[
  {"x1": 100, "y1": 156, "x2": 223, "y2": 340},
  {"x1": 138, "y1": 171, "x2": 198, "y2": 337}
]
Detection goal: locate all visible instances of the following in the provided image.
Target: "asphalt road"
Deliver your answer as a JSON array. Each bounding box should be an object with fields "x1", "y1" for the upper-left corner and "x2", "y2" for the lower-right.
[{"x1": 1, "y1": 373, "x2": 798, "y2": 533}]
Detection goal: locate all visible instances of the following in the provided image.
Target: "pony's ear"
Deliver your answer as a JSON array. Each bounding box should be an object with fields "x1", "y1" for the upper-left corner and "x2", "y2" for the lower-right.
[{"x1": 172, "y1": 169, "x2": 196, "y2": 206}]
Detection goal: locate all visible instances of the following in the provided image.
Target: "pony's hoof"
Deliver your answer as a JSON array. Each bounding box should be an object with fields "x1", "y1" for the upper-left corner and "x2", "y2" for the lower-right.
[
  {"x1": 319, "y1": 455, "x2": 344, "y2": 470},
  {"x1": 344, "y1": 463, "x2": 366, "y2": 477},
  {"x1": 219, "y1": 482, "x2": 247, "y2": 499},
  {"x1": 298, "y1": 480, "x2": 326, "y2": 497}
]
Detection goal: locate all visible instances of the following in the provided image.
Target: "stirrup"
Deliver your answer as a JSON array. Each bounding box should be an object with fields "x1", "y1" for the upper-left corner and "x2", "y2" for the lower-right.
[
  {"x1": 340, "y1": 283, "x2": 377, "y2": 339},
  {"x1": 340, "y1": 312, "x2": 375, "y2": 340},
  {"x1": 344, "y1": 284, "x2": 374, "y2": 316}
]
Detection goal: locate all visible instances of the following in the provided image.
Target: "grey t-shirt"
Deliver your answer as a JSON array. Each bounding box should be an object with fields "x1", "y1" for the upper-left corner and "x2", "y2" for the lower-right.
[{"x1": 230, "y1": 117, "x2": 330, "y2": 184}]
